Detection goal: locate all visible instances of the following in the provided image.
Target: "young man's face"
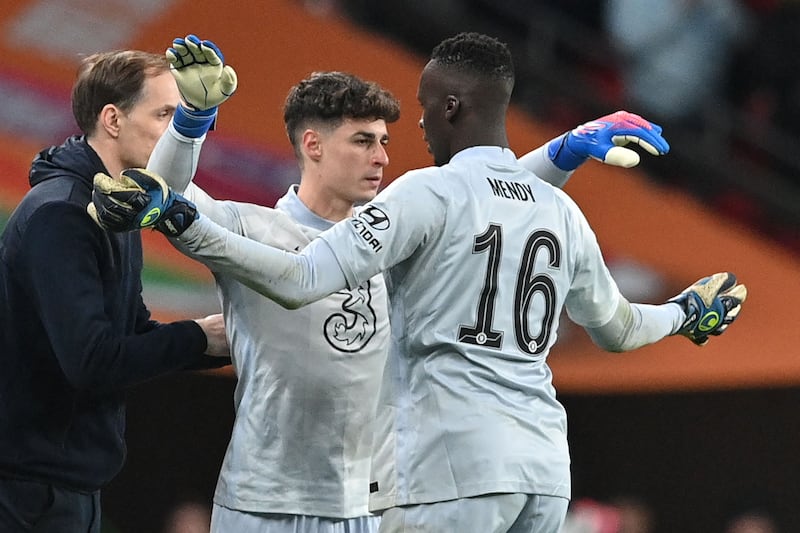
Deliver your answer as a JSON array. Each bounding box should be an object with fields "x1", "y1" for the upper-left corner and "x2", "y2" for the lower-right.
[
  {"x1": 116, "y1": 71, "x2": 179, "y2": 170},
  {"x1": 315, "y1": 117, "x2": 390, "y2": 206}
]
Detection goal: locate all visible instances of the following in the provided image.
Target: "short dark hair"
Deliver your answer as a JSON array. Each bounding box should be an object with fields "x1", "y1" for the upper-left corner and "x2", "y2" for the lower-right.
[
  {"x1": 71, "y1": 50, "x2": 170, "y2": 136},
  {"x1": 283, "y1": 71, "x2": 401, "y2": 156},
  {"x1": 429, "y1": 32, "x2": 514, "y2": 82}
]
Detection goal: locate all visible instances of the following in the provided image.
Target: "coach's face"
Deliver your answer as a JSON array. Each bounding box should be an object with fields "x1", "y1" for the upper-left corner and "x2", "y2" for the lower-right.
[
  {"x1": 116, "y1": 71, "x2": 180, "y2": 170},
  {"x1": 417, "y1": 61, "x2": 456, "y2": 167}
]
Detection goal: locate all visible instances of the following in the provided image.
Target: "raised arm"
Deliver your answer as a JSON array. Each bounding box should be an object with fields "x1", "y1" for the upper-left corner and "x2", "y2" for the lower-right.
[{"x1": 147, "y1": 34, "x2": 240, "y2": 227}]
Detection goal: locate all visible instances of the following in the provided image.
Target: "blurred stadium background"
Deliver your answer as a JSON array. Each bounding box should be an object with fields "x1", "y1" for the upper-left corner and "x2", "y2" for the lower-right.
[{"x1": 2, "y1": 0, "x2": 799, "y2": 531}]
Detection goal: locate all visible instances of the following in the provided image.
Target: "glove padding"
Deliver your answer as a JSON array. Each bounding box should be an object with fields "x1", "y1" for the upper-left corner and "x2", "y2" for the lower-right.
[
  {"x1": 89, "y1": 168, "x2": 198, "y2": 237},
  {"x1": 167, "y1": 34, "x2": 238, "y2": 110},
  {"x1": 667, "y1": 272, "x2": 748, "y2": 346},
  {"x1": 88, "y1": 172, "x2": 151, "y2": 232},
  {"x1": 548, "y1": 110, "x2": 670, "y2": 171}
]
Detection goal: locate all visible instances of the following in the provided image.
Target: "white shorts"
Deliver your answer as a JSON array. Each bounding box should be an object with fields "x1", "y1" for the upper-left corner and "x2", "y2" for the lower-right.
[
  {"x1": 210, "y1": 504, "x2": 380, "y2": 533},
  {"x1": 377, "y1": 493, "x2": 569, "y2": 533}
]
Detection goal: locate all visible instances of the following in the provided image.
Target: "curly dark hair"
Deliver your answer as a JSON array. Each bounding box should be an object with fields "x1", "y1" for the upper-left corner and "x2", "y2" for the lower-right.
[
  {"x1": 429, "y1": 32, "x2": 514, "y2": 82},
  {"x1": 283, "y1": 71, "x2": 401, "y2": 156}
]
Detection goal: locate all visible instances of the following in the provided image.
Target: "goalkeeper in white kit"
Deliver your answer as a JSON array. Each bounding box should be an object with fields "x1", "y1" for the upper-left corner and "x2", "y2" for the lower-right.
[{"x1": 92, "y1": 32, "x2": 745, "y2": 533}]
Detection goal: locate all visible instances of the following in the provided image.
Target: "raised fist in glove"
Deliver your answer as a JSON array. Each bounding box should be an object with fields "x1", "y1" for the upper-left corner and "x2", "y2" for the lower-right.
[
  {"x1": 548, "y1": 110, "x2": 670, "y2": 171},
  {"x1": 88, "y1": 168, "x2": 198, "y2": 237},
  {"x1": 667, "y1": 272, "x2": 748, "y2": 346},
  {"x1": 167, "y1": 34, "x2": 238, "y2": 111}
]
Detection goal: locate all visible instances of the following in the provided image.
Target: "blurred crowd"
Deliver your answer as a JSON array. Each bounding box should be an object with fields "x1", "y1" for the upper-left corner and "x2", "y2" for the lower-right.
[
  {"x1": 335, "y1": 0, "x2": 800, "y2": 253},
  {"x1": 560, "y1": 496, "x2": 781, "y2": 533}
]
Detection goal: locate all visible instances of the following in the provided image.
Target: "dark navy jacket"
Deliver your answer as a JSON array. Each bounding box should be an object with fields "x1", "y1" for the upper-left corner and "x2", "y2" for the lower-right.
[{"x1": 0, "y1": 136, "x2": 208, "y2": 492}]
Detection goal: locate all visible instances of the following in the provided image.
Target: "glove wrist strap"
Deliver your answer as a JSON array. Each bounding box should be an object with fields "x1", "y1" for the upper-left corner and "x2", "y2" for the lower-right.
[
  {"x1": 547, "y1": 133, "x2": 588, "y2": 171},
  {"x1": 173, "y1": 104, "x2": 217, "y2": 138}
]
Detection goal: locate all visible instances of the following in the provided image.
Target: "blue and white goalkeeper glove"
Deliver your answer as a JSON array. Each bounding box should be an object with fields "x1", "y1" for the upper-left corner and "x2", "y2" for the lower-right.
[
  {"x1": 89, "y1": 169, "x2": 198, "y2": 237},
  {"x1": 667, "y1": 272, "x2": 748, "y2": 346},
  {"x1": 548, "y1": 110, "x2": 670, "y2": 171},
  {"x1": 167, "y1": 34, "x2": 238, "y2": 137}
]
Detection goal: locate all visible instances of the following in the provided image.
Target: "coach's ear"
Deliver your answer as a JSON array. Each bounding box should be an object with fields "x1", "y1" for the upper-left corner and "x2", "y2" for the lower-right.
[{"x1": 444, "y1": 95, "x2": 460, "y2": 122}]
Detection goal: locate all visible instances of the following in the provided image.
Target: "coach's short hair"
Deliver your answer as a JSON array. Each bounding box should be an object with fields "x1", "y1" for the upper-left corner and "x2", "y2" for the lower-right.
[
  {"x1": 283, "y1": 71, "x2": 400, "y2": 157},
  {"x1": 429, "y1": 32, "x2": 514, "y2": 83},
  {"x1": 71, "y1": 50, "x2": 170, "y2": 136}
]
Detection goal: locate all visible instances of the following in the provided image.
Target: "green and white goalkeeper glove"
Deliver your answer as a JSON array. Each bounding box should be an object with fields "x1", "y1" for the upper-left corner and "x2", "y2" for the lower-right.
[
  {"x1": 168, "y1": 34, "x2": 237, "y2": 110},
  {"x1": 167, "y1": 34, "x2": 238, "y2": 137},
  {"x1": 667, "y1": 272, "x2": 748, "y2": 346}
]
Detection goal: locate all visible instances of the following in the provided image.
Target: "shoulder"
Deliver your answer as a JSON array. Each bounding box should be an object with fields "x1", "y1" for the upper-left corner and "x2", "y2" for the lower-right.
[
  {"x1": 380, "y1": 166, "x2": 446, "y2": 203},
  {"x1": 12, "y1": 184, "x2": 93, "y2": 232}
]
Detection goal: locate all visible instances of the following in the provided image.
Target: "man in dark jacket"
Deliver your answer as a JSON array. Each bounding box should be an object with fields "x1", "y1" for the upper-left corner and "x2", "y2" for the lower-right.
[{"x1": 0, "y1": 48, "x2": 231, "y2": 532}]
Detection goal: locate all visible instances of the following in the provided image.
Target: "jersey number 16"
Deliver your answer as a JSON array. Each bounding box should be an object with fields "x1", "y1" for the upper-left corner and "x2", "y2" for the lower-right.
[{"x1": 458, "y1": 224, "x2": 560, "y2": 356}]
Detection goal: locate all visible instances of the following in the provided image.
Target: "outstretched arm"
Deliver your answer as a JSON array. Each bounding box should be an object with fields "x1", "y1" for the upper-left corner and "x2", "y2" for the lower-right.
[
  {"x1": 586, "y1": 298, "x2": 684, "y2": 352},
  {"x1": 86, "y1": 169, "x2": 344, "y2": 308},
  {"x1": 587, "y1": 272, "x2": 747, "y2": 351},
  {"x1": 519, "y1": 111, "x2": 670, "y2": 188}
]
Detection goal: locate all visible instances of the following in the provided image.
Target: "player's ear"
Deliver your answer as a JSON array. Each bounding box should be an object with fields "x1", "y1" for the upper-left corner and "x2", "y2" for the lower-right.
[
  {"x1": 301, "y1": 129, "x2": 323, "y2": 162},
  {"x1": 444, "y1": 95, "x2": 460, "y2": 122}
]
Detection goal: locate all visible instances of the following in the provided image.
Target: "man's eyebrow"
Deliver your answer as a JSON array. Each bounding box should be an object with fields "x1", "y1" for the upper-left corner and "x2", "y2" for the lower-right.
[{"x1": 352, "y1": 131, "x2": 389, "y2": 141}]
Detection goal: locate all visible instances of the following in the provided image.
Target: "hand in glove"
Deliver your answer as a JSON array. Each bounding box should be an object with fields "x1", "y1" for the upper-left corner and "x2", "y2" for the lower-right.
[{"x1": 548, "y1": 110, "x2": 670, "y2": 171}]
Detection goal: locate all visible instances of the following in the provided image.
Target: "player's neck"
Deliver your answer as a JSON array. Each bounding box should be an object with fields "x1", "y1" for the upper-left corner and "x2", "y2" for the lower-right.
[{"x1": 296, "y1": 182, "x2": 353, "y2": 222}]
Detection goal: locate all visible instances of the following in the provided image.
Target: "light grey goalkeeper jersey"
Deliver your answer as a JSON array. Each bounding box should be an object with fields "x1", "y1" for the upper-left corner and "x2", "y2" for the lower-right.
[
  {"x1": 148, "y1": 128, "x2": 390, "y2": 518},
  {"x1": 201, "y1": 186, "x2": 390, "y2": 518},
  {"x1": 315, "y1": 146, "x2": 622, "y2": 510}
]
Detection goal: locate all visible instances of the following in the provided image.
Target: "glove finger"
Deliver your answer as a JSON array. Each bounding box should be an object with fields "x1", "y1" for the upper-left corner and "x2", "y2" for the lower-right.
[
  {"x1": 612, "y1": 134, "x2": 663, "y2": 157},
  {"x1": 120, "y1": 168, "x2": 169, "y2": 200},
  {"x1": 87, "y1": 202, "x2": 104, "y2": 229},
  {"x1": 690, "y1": 272, "x2": 735, "y2": 307},
  {"x1": 709, "y1": 299, "x2": 744, "y2": 336},
  {"x1": 170, "y1": 39, "x2": 192, "y2": 67},
  {"x1": 92, "y1": 188, "x2": 147, "y2": 213},
  {"x1": 602, "y1": 146, "x2": 640, "y2": 168},
  {"x1": 89, "y1": 200, "x2": 134, "y2": 232},
  {"x1": 603, "y1": 111, "x2": 669, "y2": 152},
  {"x1": 93, "y1": 172, "x2": 119, "y2": 193},
  {"x1": 200, "y1": 39, "x2": 224, "y2": 65},
  {"x1": 99, "y1": 193, "x2": 148, "y2": 217},
  {"x1": 709, "y1": 325, "x2": 728, "y2": 337},
  {"x1": 166, "y1": 47, "x2": 183, "y2": 68},
  {"x1": 722, "y1": 300, "x2": 743, "y2": 321},
  {"x1": 220, "y1": 65, "x2": 238, "y2": 96},
  {"x1": 184, "y1": 34, "x2": 206, "y2": 63},
  {"x1": 692, "y1": 335, "x2": 710, "y2": 347},
  {"x1": 721, "y1": 283, "x2": 748, "y2": 305},
  {"x1": 93, "y1": 172, "x2": 145, "y2": 194}
]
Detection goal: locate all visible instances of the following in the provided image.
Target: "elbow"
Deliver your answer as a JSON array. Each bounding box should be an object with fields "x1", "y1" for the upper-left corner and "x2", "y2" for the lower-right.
[
  {"x1": 58, "y1": 338, "x2": 120, "y2": 392},
  {"x1": 274, "y1": 296, "x2": 311, "y2": 310},
  {"x1": 586, "y1": 327, "x2": 629, "y2": 353},
  {"x1": 590, "y1": 336, "x2": 627, "y2": 353}
]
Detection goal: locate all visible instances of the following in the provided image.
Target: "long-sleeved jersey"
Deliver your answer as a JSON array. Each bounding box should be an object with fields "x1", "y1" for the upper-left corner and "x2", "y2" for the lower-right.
[
  {"x1": 149, "y1": 129, "x2": 390, "y2": 518},
  {"x1": 174, "y1": 145, "x2": 682, "y2": 512}
]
